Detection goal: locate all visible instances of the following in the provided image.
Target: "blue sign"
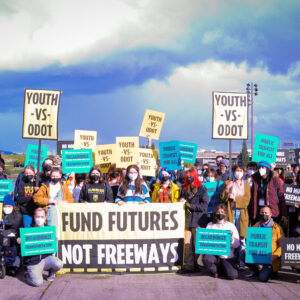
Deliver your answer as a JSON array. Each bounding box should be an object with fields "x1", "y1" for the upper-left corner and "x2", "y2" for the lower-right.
[
  {"x1": 172, "y1": 140, "x2": 198, "y2": 164},
  {"x1": 62, "y1": 149, "x2": 93, "y2": 174},
  {"x1": 252, "y1": 133, "x2": 279, "y2": 164},
  {"x1": 203, "y1": 181, "x2": 223, "y2": 214},
  {"x1": 159, "y1": 141, "x2": 181, "y2": 170},
  {"x1": 0, "y1": 180, "x2": 13, "y2": 202},
  {"x1": 24, "y1": 144, "x2": 48, "y2": 172},
  {"x1": 245, "y1": 227, "x2": 272, "y2": 264},
  {"x1": 195, "y1": 228, "x2": 231, "y2": 256}
]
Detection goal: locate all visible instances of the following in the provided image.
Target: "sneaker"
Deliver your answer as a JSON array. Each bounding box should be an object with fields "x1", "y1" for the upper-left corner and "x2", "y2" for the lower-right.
[
  {"x1": 244, "y1": 271, "x2": 258, "y2": 278},
  {"x1": 47, "y1": 271, "x2": 56, "y2": 282}
]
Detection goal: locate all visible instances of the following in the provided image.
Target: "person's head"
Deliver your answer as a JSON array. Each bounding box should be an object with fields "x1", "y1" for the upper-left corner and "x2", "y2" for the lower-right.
[
  {"x1": 204, "y1": 168, "x2": 217, "y2": 182},
  {"x1": 246, "y1": 161, "x2": 257, "y2": 176},
  {"x1": 284, "y1": 173, "x2": 294, "y2": 185},
  {"x1": 107, "y1": 165, "x2": 123, "y2": 183},
  {"x1": 213, "y1": 203, "x2": 228, "y2": 223},
  {"x1": 257, "y1": 161, "x2": 271, "y2": 178},
  {"x1": 50, "y1": 167, "x2": 62, "y2": 184},
  {"x1": 216, "y1": 156, "x2": 224, "y2": 166},
  {"x1": 75, "y1": 173, "x2": 86, "y2": 187},
  {"x1": 24, "y1": 165, "x2": 35, "y2": 182},
  {"x1": 89, "y1": 167, "x2": 103, "y2": 183},
  {"x1": 120, "y1": 165, "x2": 143, "y2": 196},
  {"x1": 259, "y1": 205, "x2": 272, "y2": 224},
  {"x1": 293, "y1": 165, "x2": 300, "y2": 174},
  {"x1": 158, "y1": 168, "x2": 174, "y2": 183},
  {"x1": 42, "y1": 158, "x2": 53, "y2": 176},
  {"x1": 126, "y1": 165, "x2": 140, "y2": 182},
  {"x1": 219, "y1": 159, "x2": 229, "y2": 174},
  {"x1": 202, "y1": 164, "x2": 210, "y2": 173},
  {"x1": 184, "y1": 168, "x2": 201, "y2": 188},
  {"x1": 34, "y1": 208, "x2": 46, "y2": 227},
  {"x1": 232, "y1": 165, "x2": 244, "y2": 180},
  {"x1": 3, "y1": 195, "x2": 15, "y2": 215}
]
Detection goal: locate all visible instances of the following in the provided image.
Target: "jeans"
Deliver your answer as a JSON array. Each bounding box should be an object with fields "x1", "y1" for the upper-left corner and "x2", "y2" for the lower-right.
[
  {"x1": 23, "y1": 214, "x2": 33, "y2": 228},
  {"x1": 26, "y1": 256, "x2": 63, "y2": 287}
]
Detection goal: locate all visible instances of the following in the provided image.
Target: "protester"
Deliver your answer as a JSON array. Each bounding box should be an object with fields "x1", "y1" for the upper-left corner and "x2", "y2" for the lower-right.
[
  {"x1": 2, "y1": 195, "x2": 23, "y2": 234},
  {"x1": 23, "y1": 208, "x2": 63, "y2": 286},
  {"x1": 244, "y1": 161, "x2": 258, "y2": 188},
  {"x1": 249, "y1": 161, "x2": 287, "y2": 226},
  {"x1": 34, "y1": 167, "x2": 74, "y2": 227},
  {"x1": 72, "y1": 173, "x2": 86, "y2": 203},
  {"x1": 198, "y1": 164, "x2": 210, "y2": 182},
  {"x1": 274, "y1": 167, "x2": 285, "y2": 184},
  {"x1": 202, "y1": 203, "x2": 240, "y2": 279},
  {"x1": 115, "y1": 165, "x2": 151, "y2": 205},
  {"x1": 179, "y1": 168, "x2": 208, "y2": 273},
  {"x1": 217, "y1": 159, "x2": 230, "y2": 182},
  {"x1": 107, "y1": 165, "x2": 123, "y2": 200},
  {"x1": 151, "y1": 168, "x2": 180, "y2": 203},
  {"x1": 79, "y1": 167, "x2": 113, "y2": 203},
  {"x1": 246, "y1": 205, "x2": 284, "y2": 282},
  {"x1": 16, "y1": 165, "x2": 37, "y2": 227},
  {"x1": 39, "y1": 158, "x2": 54, "y2": 185},
  {"x1": 173, "y1": 169, "x2": 185, "y2": 188},
  {"x1": 216, "y1": 155, "x2": 224, "y2": 167},
  {"x1": 203, "y1": 167, "x2": 218, "y2": 183}
]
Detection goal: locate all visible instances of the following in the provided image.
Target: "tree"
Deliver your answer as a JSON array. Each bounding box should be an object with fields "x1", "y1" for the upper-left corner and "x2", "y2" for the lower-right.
[{"x1": 239, "y1": 140, "x2": 250, "y2": 168}]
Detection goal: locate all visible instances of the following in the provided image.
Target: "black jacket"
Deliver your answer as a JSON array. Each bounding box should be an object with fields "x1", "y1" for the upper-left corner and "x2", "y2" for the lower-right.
[
  {"x1": 17, "y1": 180, "x2": 37, "y2": 215},
  {"x1": 181, "y1": 185, "x2": 209, "y2": 228},
  {"x1": 79, "y1": 182, "x2": 114, "y2": 203},
  {"x1": 2, "y1": 210, "x2": 23, "y2": 237}
]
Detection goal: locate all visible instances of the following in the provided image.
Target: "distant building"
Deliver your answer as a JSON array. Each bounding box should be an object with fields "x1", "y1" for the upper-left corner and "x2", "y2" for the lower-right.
[{"x1": 195, "y1": 150, "x2": 240, "y2": 167}]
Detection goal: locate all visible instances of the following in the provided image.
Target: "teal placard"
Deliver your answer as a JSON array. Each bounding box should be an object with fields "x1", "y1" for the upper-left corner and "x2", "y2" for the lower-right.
[
  {"x1": 203, "y1": 181, "x2": 223, "y2": 214},
  {"x1": 172, "y1": 140, "x2": 198, "y2": 164},
  {"x1": 252, "y1": 134, "x2": 279, "y2": 163},
  {"x1": 0, "y1": 180, "x2": 13, "y2": 202},
  {"x1": 24, "y1": 144, "x2": 48, "y2": 172},
  {"x1": 62, "y1": 149, "x2": 93, "y2": 174},
  {"x1": 245, "y1": 227, "x2": 272, "y2": 264},
  {"x1": 159, "y1": 141, "x2": 181, "y2": 170},
  {"x1": 20, "y1": 226, "x2": 57, "y2": 256},
  {"x1": 195, "y1": 228, "x2": 231, "y2": 256}
]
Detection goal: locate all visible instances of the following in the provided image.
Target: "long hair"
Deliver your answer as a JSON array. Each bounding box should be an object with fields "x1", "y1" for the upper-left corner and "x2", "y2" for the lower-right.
[
  {"x1": 88, "y1": 166, "x2": 104, "y2": 183},
  {"x1": 183, "y1": 168, "x2": 201, "y2": 190},
  {"x1": 212, "y1": 203, "x2": 228, "y2": 224},
  {"x1": 119, "y1": 165, "x2": 143, "y2": 196},
  {"x1": 158, "y1": 168, "x2": 174, "y2": 182},
  {"x1": 107, "y1": 164, "x2": 123, "y2": 184}
]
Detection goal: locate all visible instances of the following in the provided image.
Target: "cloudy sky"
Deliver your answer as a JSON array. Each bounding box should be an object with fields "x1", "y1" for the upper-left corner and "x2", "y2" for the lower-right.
[{"x1": 1, "y1": 0, "x2": 300, "y2": 154}]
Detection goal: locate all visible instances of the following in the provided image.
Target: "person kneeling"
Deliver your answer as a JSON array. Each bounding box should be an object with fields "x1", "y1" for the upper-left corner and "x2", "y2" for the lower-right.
[
  {"x1": 24, "y1": 208, "x2": 63, "y2": 287},
  {"x1": 203, "y1": 204, "x2": 240, "y2": 280}
]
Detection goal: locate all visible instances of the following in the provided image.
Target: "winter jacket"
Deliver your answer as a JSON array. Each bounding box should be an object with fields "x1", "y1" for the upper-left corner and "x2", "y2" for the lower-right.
[
  {"x1": 181, "y1": 185, "x2": 209, "y2": 228},
  {"x1": 249, "y1": 172, "x2": 287, "y2": 221},
  {"x1": 2, "y1": 210, "x2": 23, "y2": 236},
  {"x1": 79, "y1": 182, "x2": 114, "y2": 203},
  {"x1": 17, "y1": 180, "x2": 37, "y2": 215},
  {"x1": 151, "y1": 182, "x2": 180, "y2": 203}
]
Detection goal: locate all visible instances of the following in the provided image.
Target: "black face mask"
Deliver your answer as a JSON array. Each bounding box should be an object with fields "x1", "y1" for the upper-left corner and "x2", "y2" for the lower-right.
[
  {"x1": 51, "y1": 178, "x2": 60, "y2": 184},
  {"x1": 187, "y1": 176, "x2": 194, "y2": 184},
  {"x1": 24, "y1": 175, "x2": 34, "y2": 182},
  {"x1": 161, "y1": 175, "x2": 170, "y2": 182},
  {"x1": 91, "y1": 175, "x2": 100, "y2": 182},
  {"x1": 260, "y1": 214, "x2": 269, "y2": 222},
  {"x1": 43, "y1": 165, "x2": 52, "y2": 172},
  {"x1": 110, "y1": 171, "x2": 119, "y2": 179},
  {"x1": 216, "y1": 214, "x2": 225, "y2": 221}
]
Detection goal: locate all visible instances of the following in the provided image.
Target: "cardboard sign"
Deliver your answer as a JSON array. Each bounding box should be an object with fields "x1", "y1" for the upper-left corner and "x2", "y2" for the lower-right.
[
  {"x1": 139, "y1": 148, "x2": 157, "y2": 177},
  {"x1": 275, "y1": 149, "x2": 290, "y2": 167},
  {"x1": 283, "y1": 184, "x2": 300, "y2": 206},
  {"x1": 174, "y1": 140, "x2": 198, "y2": 164},
  {"x1": 281, "y1": 238, "x2": 300, "y2": 266},
  {"x1": 74, "y1": 130, "x2": 97, "y2": 152},
  {"x1": 62, "y1": 149, "x2": 93, "y2": 174},
  {"x1": 0, "y1": 180, "x2": 13, "y2": 202},
  {"x1": 202, "y1": 181, "x2": 223, "y2": 214},
  {"x1": 22, "y1": 89, "x2": 61, "y2": 140},
  {"x1": 212, "y1": 92, "x2": 248, "y2": 139},
  {"x1": 24, "y1": 144, "x2": 48, "y2": 172},
  {"x1": 159, "y1": 141, "x2": 181, "y2": 171},
  {"x1": 95, "y1": 144, "x2": 116, "y2": 173},
  {"x1": 57, "y1": 140, "x2": 74, "y2": 156},
  {"x1": 195, "y1": 228, "x2": 231, "y2": 256},
  {"x1": 139, "y1": 109, "x2": 166, "y2": 140},
  {"x1": 116, "y1": 137, "x2": 139, "y2": 168},
  {"x1": 20, "y1": 226, "x2": 57, "y2": 256},
  {"x1": 245, "y1": 227, "x2": 272, "y2": 264},
  {"x1": 252, "y1": 134, "x2": 279, "y2": 163}
]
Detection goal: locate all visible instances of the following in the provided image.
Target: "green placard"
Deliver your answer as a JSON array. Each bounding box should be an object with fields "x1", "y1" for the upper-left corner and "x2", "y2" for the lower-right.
[
  {"x1": 24, "y1": 144, "x2": 48, "y2": 172},
  {"x1": 0, "y1": 179, "x2": 13, "y2": 202},
  {"x1": 62, "y1": 149, "x2": 93, "y2": 174},
  {"x1": 20, "y1": 226, "x2": 57, "y2": 256},
  {"x1": 252, "y1": 134, "x2": 279, "y2": 164}
]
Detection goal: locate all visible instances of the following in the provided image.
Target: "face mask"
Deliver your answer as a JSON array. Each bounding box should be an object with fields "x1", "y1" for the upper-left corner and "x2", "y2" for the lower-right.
[
  {"x1": 187, "y1": 176, "x2": 194, "y2": 184},
  {"x1": 247, "y1": 169, "x2": 255, "y2": 176},
  {"x1": 90, "y1": 175, "x2": 100, "y2": 182},
  {"x1": 206, "y1": 177, "x2": 215, "y2": 182},
  {"x1": 43, "y1": 165, "x2": 52, "y2": 172},
  {"x1": 128, "y1": 173, "x2": 138, "y2": 181},
  {"x1": 3, "y1": 207, "x2": 13, "y2": 215},
  {"x1": 161, "y1": 175, "x2": 170, "y2": 182},
  {"x1": 51, "y1": 178, "x2": 61, "y2": 184},
  {"x1": 24, "y1": 175, "x2": 34, "y2": 182},
  {"x1": 234, "y1": 171, "x2": 244, "y2": 180},
  {"x1": 260, "y1": 214, "x2": 269, "y2": 222},
  {"x1": 259, "y1": 168, "x2": 267, "y2": 177},
  {"x1": 216, "y1": 214, "x2": 225, "y2": 221},
  {"x1": 110, "y1": 171, "x2": 119, "y2": 179},
  {"x1": 35, "y1": 218, "x2": 45, "y2": 226}
]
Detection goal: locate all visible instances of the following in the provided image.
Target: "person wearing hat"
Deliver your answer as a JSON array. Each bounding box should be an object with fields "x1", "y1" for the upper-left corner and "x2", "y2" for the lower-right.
[
  {"x1": 217, "y1": 159, "x2": 230, "y2": 182},
  {"x1": 249, "y1": 161, "x2": 287, "y2": 226}
]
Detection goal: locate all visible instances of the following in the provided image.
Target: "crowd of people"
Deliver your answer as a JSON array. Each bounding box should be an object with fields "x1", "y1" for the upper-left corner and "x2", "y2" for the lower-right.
[{"x1": 0, "y1": 149, "x2": 299, "y2": 287}]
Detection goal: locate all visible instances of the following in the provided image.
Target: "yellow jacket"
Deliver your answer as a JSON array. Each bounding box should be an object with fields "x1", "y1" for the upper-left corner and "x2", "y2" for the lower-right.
[
  {"x1": 253, "y1": 221, "x2": 284, "y2": 272},
  {"x1": 151, "y1": 182, "x2": 180, "y2": 203}
]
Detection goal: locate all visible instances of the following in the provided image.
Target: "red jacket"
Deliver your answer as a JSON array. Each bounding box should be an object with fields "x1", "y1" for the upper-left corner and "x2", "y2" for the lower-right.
[{"x1": 249, "y1": 172, "x2": 287, "y2": 220}]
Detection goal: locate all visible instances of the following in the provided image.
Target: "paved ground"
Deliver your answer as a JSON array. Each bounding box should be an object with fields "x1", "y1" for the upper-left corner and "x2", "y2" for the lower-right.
[{"x1": 0, "y1": 268, "x2": 299, "y2": 300}]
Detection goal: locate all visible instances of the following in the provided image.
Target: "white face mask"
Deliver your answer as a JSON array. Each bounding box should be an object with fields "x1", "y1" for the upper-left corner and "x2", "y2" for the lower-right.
[
  {"x1": 35, "y1": 218, "x2": 45, "y2": 226},
  {"x1": 128, "y1": 173, "x2": 138, "y2": 181},
  {"x1": 259, "y1": 168, "x2": 267, "y2": 177},
  {"x1": 3, "y1": 207, "x2": 13, "y2": 215},
  {"x1": 234, "y1": 171, "x2": 244, "y2": 180},
  {"x1": 247, "y1": 169, "x2": 255, "y2": 176},
  {"x1": 208, "y1": 177, "x2": 215, "y2": 182}
]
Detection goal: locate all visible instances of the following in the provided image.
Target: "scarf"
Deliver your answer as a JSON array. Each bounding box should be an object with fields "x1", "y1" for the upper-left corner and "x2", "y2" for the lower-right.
[
  {"x1": 186, "y1": 186, "x2": 198, "y2": 202},
  {"x1": 157, "y1": 183, "x2": 172, "y2": 203}
]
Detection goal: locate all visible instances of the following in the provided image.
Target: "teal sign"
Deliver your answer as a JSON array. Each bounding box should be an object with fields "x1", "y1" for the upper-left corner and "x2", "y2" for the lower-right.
[
  {"x1": 62, "y1": 149, "x2": 93, "y2": 173},
  {"x1": 20, "y1": 226, "x2": 57, "y2": 256},
  {"x1": 172, "y1": 140, "x2": 198, "y2": 164},
  {"x1": 159, "y1": 141, "x2": 181, "y2": 170},
  {"x1": 245, "y1": 227, "x2": 272, "y2": 264},
  {"x1": 0, "y1": 180, "x2": 13, "y2": 202},
  {"x1": 24, "y1": 144, "x2": 48, "y2": 172},
  {"x1": 195, "y1": 228, "x2": 231, "y2": 256},
  {"x1": 203, "y1": 181, "x2": 223, "y2": 214},
  {"x1": 252, "y1": 134, "x2": 279, "y2": 164}
]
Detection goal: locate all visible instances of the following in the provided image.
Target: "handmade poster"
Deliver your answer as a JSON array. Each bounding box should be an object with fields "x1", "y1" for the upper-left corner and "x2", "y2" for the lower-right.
[
  {"x1": 94, "y1": 144, "x2": 116, "y2": 173},
  {"x1": 57, "y1": 140, "x2": 74, "y2": 156},
  {"x1": 252, "y1": 134, "x2": 279, "y2": 164},
  {"x1": 172, "y1": 140, "x2": 198, "y2": 164},
  {"x1": 74, "y1": 130, "x2": 97, "y2": 152},
  {"x1": 281, "y1": 238, "x2": 300, "y2": 266},
  {"x1": 24, "y1": 144, "x2": 48, "y2": 172},
  {"x1": 138, "y1": 148, "x2": 156, "y2": 177},
  {"x1": 62, "y1": 149, "x2": 93, "y2": 174},
  {"x1": 159, "y1": 141, "x2": 181, "y2": 171},
  {"x1": 116, "y1": 137, "x2": 139, "y2": 169},
  {"x1": 283, "y1": 184, "x2": 300, "y2": 206},
  {"x1": 0, "y1": 180, "x2": 13, "y2": 202}
]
